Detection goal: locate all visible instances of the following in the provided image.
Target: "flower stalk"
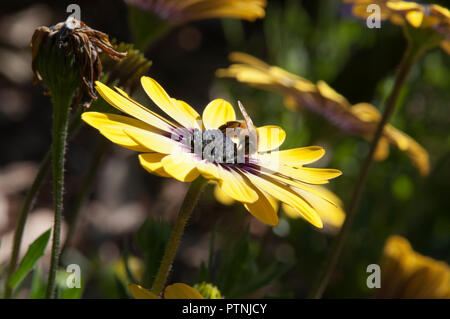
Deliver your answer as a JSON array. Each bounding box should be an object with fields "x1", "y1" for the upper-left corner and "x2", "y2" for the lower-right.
[
  {"x1": 151, "y1": 177, "x2": 208, "y2": 296},
  {"x1": 45, "y1": 91, "x2": 73, "y2": 299},
  {"x1": 310, "y1": 40, "x2": 426, "y2": 299}
]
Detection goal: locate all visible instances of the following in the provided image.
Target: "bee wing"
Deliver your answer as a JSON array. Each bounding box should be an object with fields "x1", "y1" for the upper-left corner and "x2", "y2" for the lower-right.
[{"x1": 238, "y1": 101, "x2": 258, "y2": 156}]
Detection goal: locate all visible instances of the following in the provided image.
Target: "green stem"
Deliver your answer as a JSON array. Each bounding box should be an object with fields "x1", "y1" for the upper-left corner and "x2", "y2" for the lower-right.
[
  {"x1": 151, "y1": 177, "x2": 208, "y2": 296},
  {"x1": 45, "y1": 93, "x2": 72, "y2": 299},
  {"x1": 3, "y1": 109, "x2": 83, "y2": 299},
  {"x1": 309, "y1": 43, "x2": 424, "y2": 299},
  {"x1": 60, "y1": 139, "x2": 107, "y2": 262}
]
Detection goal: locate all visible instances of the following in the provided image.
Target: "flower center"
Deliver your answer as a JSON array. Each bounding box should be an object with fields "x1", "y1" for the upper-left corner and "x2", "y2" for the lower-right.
[{"x1": 173, "y1": 128, "x2": 256, "y2": 165}]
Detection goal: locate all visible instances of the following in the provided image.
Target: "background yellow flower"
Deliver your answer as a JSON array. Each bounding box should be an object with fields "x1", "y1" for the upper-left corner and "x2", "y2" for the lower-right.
[
  {"x1": 376, "y1": 236, "x2": 450, "y2": 299},
  {"x1": 217, "y1": 52, "x2": 430, "y2": 176}
]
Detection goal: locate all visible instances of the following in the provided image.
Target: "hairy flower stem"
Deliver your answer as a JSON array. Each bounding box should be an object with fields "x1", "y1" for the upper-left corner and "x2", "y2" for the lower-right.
[
  {"x1": 310, "y1": 43, "x2": 424, "y2": 299},
  {"x1": 3, "y1": 110, "x2": 83, "y2": 299},
  {"x1": 45, "y1": 93, "x2": 72, "y2": 299},
  {"x1": 151, "y1": 177, "x2": 208, "y2": 296},
  {"x1": 60, "y1": 139, "x2": 107, "y2": 262}
]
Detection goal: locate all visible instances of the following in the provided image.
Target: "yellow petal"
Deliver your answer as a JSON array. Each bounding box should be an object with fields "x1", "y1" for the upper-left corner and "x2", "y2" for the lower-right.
[
  {"x1": 128, "y1": 284, "x2": 159, "y2": 299},
  {"x1": 257, "y1": 125, "x2": 286, "y2": 152},
  {"x1": 246, "y1": 173, "x2": 323, "y2": 228},
  {"x1": 316, "y1": 81, "x2": 350, "y2": 106},
  {"x1": 164, "y1": 283, "x2": 204, "y2": 299},
  {"x1": 406, "y1": 11, "x2": 424, "y2": 28},
  {"x1": 430, "y1": 4, "x2": 450, "y2": 19},
  {"x1": 196, "y1": 160, "x2": 221, "y2": 180},
  {"x1": 282, "y1": 203, "x2": 301, "y2": 219},
  {"x1": 213, "y1": 183, "x2": 236, "y2": 206},
  {"x1": 217, "y1": 168, "x2": 258, "y2": 204},
  {"x1": 217, "y1": 65, "x2": 275, "y2": 85},
  {"x1": 141, "y1": 76, "x2": 200, "y2": 129},
  {"x1": 243, "y1": 183, "x2": 279, "y2": 226},
  {"x1": 198, "y1": 162, "x2": 258, "y2": 203},
  {"x1": 291, "y1": 186, "x2": 345, "y2": 230},
  {"x1": 274, "y1": 166, "x2": 342, "y2": 184},
  {"x1": 95, "y1": 81, "x2": 174, "y2": 132},
  {"x1": 202, "y1": 99, "x2": 236, "y2": 130},
  {"x1": 172, "y1": 98, "x2": 202, "y2": 129},
  {"x1": 441, "y1": 40, "x2": 450, "y2": 55},
  {"x1": 161, "y1": 153, "x2": 200, "y2": 182},
  {"x1": 82, "y1": 112, "x2": 154, "y2": 152},
  {"x1": 138, "y1": 153, "x2": 171, "y2": 178},
  {"x1": 386, "y1": 2, "x2": 423, "y2": 11},
  {"x1": 124, "y1": 128, "x2": 179, "y2": 154},
  {"x1": 373, "y1": 137, "x2": 390, "y2": 161},
  {"x1": 228, "y1": 52, "x2": 271, "y2": 69},
  {"x1": 264, "y1": 146, "x2": 325, "y2": 166},
  {"x1": 260, "y1": 171, "x2": 339, "y2": 207}
]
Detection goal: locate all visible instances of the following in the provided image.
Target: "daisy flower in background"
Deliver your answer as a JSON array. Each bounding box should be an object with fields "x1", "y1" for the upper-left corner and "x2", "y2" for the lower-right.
[
  {"x1": 82, "y1": 76, "x2": 342, "y2": 228},
  {"x1": 386, "y1": 1, "x2": 450, "y2": 54},
  {"x1": 216, "y1": 52, "x2": 430, "y2": 176},
  {"x1": 126, "y1": 0, "x2": 267, "y2": 24},
  {"x1": 343, "y1": 0, "x2": 404, "y2": 24},
  {"x1": 129, "y1": 283, "x2": 204, "y2": 299},
  {"x1": 376, "y1": 235, "x2": 450, "y2": 298},
  {"x1": 345, "y1": 0, "x2": 450, "y2": 55}
]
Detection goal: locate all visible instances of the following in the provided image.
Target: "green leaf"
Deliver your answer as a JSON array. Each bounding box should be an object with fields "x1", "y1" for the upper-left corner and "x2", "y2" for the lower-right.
[
  {"x1": 8, "y1": 229, "x2": 51, "y2": 290},
  {"x1": 29, "y1": 266, "x2": 46, "y2": 299}
]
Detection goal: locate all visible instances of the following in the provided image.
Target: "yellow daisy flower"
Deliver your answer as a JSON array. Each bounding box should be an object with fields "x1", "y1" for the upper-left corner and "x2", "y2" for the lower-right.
[
  {"x1": 345, "y1": 0, "x2": 450, "y2": 55},
  {"x1": 216, "y1": 52, "x2": 430, "y2": 176},
  {"x1": 82, "y1": 77, "x2": 343, "y2": 228},
  {"x1": 376, "y1": 235, "x2": 450, "y2": 299},
  {"x1": 344, "y1": 0, "x2": 405, "y2": 24},
  {"x1": 129, "y1": 283, "x2": 204, "y2": 299},
  {"x1": 386, "y1": 2, "x2": 450, "y2": 54},
  {"x1": 125, "y1": 0, "x2": 267, "y2": 24}
]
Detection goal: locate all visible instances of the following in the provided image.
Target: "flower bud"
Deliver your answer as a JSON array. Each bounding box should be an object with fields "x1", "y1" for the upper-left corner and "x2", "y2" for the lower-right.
[
  {"x1": 31, "y1": 17, "x2": 127, "y2": 108},
  {"x1": 193, "y1": 282, "x2": 224, "y2": 299}
]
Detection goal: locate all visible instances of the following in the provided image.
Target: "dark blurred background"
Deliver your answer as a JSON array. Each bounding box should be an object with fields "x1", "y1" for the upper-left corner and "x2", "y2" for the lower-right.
[{"x1": 0, "y1": 0, "x2": 449, "y2": 298}]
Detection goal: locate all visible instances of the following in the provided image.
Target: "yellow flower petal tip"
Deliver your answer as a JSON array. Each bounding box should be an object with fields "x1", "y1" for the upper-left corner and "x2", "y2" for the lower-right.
[{"x1": 128, "y1": 284, "x2": 159, "y2": 299}]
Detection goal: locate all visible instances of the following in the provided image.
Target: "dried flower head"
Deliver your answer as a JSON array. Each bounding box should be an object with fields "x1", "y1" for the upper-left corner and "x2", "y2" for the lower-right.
[{"x1": 31, "y1": 17, "x2": 127, "y2": 108}]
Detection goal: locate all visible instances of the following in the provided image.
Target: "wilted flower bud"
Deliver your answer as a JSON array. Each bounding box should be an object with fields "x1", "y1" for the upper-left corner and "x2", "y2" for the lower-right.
[{"x1": 31, "y1": 17, "x2": 127, "y2": 108}]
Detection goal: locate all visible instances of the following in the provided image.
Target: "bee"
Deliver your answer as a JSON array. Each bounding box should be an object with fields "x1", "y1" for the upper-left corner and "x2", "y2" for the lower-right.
[{"x1": 218, "y1": 101, "x2": 258, "y2": 159}]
